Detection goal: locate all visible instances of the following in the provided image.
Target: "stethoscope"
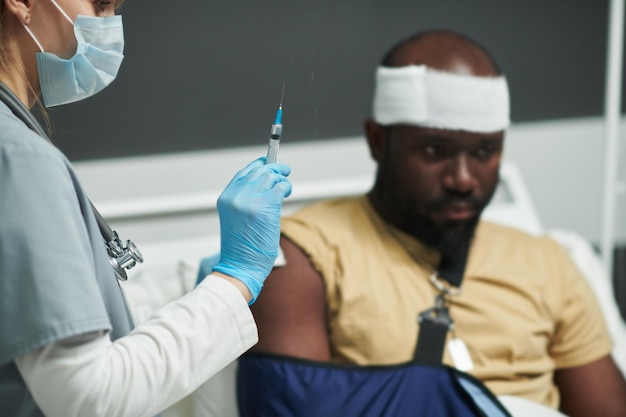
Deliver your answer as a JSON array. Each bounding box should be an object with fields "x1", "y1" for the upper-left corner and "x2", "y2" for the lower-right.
[{"x1": 0, "y1": 82, "x2": 143, "y2": 281}]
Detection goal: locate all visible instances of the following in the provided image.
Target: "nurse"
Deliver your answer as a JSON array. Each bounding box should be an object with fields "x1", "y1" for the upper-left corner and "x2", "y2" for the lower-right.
[{"x1": 0, "y1": 1, "x2": 292, "y2": 416}]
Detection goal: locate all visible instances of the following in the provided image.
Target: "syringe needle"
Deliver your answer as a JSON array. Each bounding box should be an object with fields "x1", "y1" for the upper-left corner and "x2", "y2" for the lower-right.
[{"x1": 279, "y1": 81, "x2": 286, "y2": 106}]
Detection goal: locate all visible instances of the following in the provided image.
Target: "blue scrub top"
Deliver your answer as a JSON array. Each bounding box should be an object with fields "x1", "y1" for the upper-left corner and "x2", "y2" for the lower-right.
[{"x1": 0, "y1": 99, "x2": 135, "y2": 417}]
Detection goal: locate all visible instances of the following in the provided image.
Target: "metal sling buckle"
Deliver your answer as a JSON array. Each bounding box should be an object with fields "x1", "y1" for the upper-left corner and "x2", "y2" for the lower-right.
[
  {"x1": 429, "y1": 271, "x2": 463, "y2": 297},
  {"x1": 415, "y1": 293, "x2": 454, "y2": 364},
  {"x1": 418, "y1": 294, "x2": 453, "y2": 328}
]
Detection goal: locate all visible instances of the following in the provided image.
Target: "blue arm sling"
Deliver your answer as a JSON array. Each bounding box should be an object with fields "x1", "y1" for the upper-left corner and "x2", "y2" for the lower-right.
[{"x1": 237, "y1": 353, "x2": 512, "y2": 417}]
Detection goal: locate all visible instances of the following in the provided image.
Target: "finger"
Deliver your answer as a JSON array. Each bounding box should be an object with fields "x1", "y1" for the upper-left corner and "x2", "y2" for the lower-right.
[
  {"x1": 231, "y1": 157, "x2": 266, "y2": 182},
  {"x1": 254, "y1": 169, "x2": 293, "y2": 193},
  {"x1": 241, "y1": 162, "x2": 290, "y2": 184},
  {"x1": 269, "y1": 177, "x2": 293, "y2": 199},
  {"x1": 264, "y1": 162, "x2": 291, "y2": 177}
]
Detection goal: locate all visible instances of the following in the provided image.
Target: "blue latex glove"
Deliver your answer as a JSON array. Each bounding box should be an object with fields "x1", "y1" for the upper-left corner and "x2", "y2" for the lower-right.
[
  {"x1": 211, "y1": 157, "x2": 292, "y2": 304},
  {"x1": 196, "y1": 253, "x2": 220, "y2": 286}
]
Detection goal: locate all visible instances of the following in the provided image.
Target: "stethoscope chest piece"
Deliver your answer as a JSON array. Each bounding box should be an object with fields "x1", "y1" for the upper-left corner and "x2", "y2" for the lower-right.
[{"x1": 106, "y1": 232, "x2": 144, "y2": 282}]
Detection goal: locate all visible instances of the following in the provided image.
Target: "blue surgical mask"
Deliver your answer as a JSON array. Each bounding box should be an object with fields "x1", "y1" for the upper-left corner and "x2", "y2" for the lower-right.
[{"x1": 22, "y1": 1, "x2": 124, "y2": 107}]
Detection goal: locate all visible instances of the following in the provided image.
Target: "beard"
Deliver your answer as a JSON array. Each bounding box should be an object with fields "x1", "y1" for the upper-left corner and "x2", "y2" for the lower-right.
[
  {"x1": 414, "y1": 195, "x2": 482, "y2": 257},
  {"x1": 372, "y1": 172, "x2": 497, "y2": 259}
]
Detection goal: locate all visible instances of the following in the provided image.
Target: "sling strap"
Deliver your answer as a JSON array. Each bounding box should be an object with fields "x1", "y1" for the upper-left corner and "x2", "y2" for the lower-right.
[{"x1": 414, "y1": 240, "x2": 471, "y2": 364}]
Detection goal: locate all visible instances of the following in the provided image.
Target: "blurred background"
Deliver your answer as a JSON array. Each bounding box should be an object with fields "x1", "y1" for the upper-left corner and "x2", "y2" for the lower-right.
[
  {"x1": 52, "y1": 0, "x2": 615, "y2": 159},
  {"x1": 44, "y1": 1, "x2": 625, "y2": 317}
]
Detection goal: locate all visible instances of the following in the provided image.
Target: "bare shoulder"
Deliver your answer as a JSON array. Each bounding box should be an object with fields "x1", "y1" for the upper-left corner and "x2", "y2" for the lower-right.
[{"x1": 249, "y1": 236, "x2": 331, "y2": 360}]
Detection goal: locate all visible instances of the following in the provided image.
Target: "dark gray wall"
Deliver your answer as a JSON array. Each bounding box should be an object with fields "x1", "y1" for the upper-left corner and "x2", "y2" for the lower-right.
[{"x1": 49, "y1": 0, "x2": 618, "y2": 161}]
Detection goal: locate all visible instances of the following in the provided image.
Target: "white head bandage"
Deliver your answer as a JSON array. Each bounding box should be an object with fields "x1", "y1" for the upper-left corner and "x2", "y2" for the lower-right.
[{"x1": 373, "y1": 65, "x2": 510, "y2": 133}]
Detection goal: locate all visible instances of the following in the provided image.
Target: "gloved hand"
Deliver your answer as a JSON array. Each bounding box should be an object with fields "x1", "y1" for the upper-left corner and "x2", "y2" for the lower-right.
[
  {"x1": 211, "y1": 157, "x2": 292, "y2": 304},
  {"x1": 196, "y1": 253, "x2": 220, "y2": 286}
]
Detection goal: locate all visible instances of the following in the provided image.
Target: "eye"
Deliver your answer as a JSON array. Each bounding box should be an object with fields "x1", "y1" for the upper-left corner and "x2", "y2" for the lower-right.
[
  {"x1": 472, "y1": 143, "x2": 501, "y2": 160},
  {"x1": 424, "y1": 144, "x2": 449, "y2": 157}
]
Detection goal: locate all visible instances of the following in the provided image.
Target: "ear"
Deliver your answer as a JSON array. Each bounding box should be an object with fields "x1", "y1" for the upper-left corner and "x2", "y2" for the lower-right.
[
  {"x1": 3, "y1": 0, "x2": 33, "y2": 24},
  {"x1": 364, "y1": 118, "x2": 387, "y2": 163}
]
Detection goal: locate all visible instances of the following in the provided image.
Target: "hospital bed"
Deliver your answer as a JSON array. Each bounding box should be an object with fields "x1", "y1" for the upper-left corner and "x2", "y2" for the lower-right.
[{"x1": 121, "y1": 161, "x2": 626, "y2": 417}]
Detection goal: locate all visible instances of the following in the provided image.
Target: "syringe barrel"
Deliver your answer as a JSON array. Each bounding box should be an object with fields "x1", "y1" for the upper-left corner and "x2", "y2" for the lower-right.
[
  {"x1": 266, "y1": 138, "x2": 280, "y2": 164},
  {"x1": 271, "y1": 123, "x2": 283, "y2": 138}
]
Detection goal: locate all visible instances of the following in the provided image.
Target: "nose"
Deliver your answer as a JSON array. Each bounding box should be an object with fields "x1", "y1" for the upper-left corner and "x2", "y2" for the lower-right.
[{"x1": 442, "y1": 154, "x2": 476, "y2": 195}]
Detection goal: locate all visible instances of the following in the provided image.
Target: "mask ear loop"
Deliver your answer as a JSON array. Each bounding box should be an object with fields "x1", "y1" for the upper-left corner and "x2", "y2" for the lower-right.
[
  {"x1": 49, "y1": 0, "x2": 74, "y2": 25},
  {"x1": 22, "y1": 23, "x2": 45, "y2": 53},
  {"x1": 21, "y1": 0, "x2": 75, "y2": 53}
]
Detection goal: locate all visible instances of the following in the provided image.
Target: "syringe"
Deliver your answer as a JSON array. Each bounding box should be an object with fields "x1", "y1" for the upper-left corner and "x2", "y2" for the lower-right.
[{"x1": 266, "y1": 84, "x2": 285, "y2": 164}]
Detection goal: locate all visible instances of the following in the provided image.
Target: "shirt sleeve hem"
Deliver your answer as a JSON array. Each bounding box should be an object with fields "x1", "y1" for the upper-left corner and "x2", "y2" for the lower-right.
[
  {"x1": 553, "y1": 342, "x2": 613, "y2": 370},
  {"x1": 0, "y1": 317, "x2": 111, "y2": 365}
]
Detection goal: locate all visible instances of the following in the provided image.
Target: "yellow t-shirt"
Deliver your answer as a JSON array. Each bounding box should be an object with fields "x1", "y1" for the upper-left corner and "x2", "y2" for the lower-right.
[{"x1": 281, "y1": 195, "x2": 612, "y2": 409}]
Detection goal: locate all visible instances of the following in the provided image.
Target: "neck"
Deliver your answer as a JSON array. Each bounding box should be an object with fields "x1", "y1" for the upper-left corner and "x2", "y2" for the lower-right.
[{"x1": 0, "y1": 74, "x2": 31, "y2": 107}]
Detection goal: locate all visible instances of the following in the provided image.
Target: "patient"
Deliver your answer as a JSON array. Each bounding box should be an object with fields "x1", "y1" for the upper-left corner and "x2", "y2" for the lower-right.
[{"x1": 245, "y1": 29, "x2": 626, "y2": 416}]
